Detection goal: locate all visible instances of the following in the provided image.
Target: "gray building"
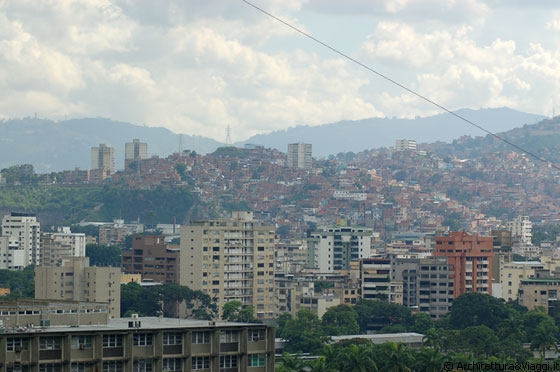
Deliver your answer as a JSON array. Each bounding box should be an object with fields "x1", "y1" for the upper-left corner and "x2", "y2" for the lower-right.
[{"x1": 286, "y1": 143, "x2": 312, "y2": 169}]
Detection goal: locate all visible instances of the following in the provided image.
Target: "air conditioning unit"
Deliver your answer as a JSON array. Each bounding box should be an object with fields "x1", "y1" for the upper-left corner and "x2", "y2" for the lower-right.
[
  {"x1": 131, "y1": 313, "x2": 139, "y2": 319},
  {"x1": 14, "y1": 346, "x2": 22, "y2": 352},
  {"x1": 79, "y1": 343, "x2": 85, "y2": 350}
]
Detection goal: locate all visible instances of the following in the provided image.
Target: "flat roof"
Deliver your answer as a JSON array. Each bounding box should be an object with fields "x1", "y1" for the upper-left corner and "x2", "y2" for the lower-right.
[{"x1": 0, "y1": 317, "x2": 267, "y2": 334}]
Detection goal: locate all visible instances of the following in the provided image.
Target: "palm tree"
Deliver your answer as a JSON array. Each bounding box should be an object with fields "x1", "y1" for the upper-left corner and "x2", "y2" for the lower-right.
[
  {"x1": 377, "y1": 342, "x2": 413, "y2": 372},
  {"x1": 414, "y1": 346, "x2": 445, "y2": 372},
  {"x1": 531, "y1": 324, "x2": 559, "y2": 360},
  {"x1": 277, "y1": 352, "x2": 306, "y2": 372},
  {"x1": 339, "y1": 343, "x2": 377, "y2": 372}
]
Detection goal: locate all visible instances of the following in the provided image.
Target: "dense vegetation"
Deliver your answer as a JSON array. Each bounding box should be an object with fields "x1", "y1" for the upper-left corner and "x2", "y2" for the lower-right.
[
  {"x1": 0, "y1": 183, "x2": 195, "y2": 226},
  {"x1": 0, "y1": 266, "x2": 34, "y2": 298},
  {"x1": 275, "y1": 293, "x2": 560, "y2": 371},
  {"x1": 120, "y1": 282, "x2": 216, "y2": 319}
]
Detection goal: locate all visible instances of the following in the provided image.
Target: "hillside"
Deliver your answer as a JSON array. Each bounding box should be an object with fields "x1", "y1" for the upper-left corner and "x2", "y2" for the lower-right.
[
  {"x1": 239, "y1": 108, "x2": 545, "y2": 157},
  {"x1": 0, "y1": 117, "x2": 223, "y2": 172}
]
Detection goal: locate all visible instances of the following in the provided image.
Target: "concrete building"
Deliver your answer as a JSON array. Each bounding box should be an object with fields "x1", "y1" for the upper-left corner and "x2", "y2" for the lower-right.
[
  {"x1": 434, "y1": 231, "x2": 493, "y2": 297},
  {"x1": 90, "y1": 143, "x2": 115, "y2": 174},
  {"x1": 307, "y1": 226, "x2": 373, "y2": 272},
  {"x1": 518, "y1": 278, "x2": 560, "y2": 311},
  {"x1": 40, "y1": 227, "x2": 86, "y2": 267},
  {"x1": 125, "y1": 138, "x2": 148, "y2": 169},
  {"x1": 121, "y1": 235, "x2": 180, "y2": 284},
  {"x1": 34, "y1": 257, "x2": 121, "y2": 319},
  {"x1": 181, "y1": 211, "x2": 276, "y2": 321},
  {"x1": 507, "y1": 216, "x2": 533, "y2": 245},
  {"x1": 1, "y1": 212, "x2": 41, "y2": 269},
  {"x1": 394, "y1": 139, "x2": 417, "y2": 152},
  {"x1": 0, "y1": 310, "x2": 275, "y2": 372},
  {"x1": 360, "y1": 258, "x2": 403, "y2": 304},
  {"x1": 287, "y1": 143, "x2": 312, "y2": 169},
  {"x1": 499, "y1": 261, "x2": 544, "y2": 301},
  {"x1": 392, "y1": 256, "x2": 453, "y2": 319},
  {"x1": 99, "y1": 219, "x2": 144, "y2": 246}
]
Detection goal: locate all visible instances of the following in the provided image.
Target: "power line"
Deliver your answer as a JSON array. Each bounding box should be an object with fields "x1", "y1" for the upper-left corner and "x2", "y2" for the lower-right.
[{"x1": 240, "y1": 0, "x2": 559, "y2": 171}]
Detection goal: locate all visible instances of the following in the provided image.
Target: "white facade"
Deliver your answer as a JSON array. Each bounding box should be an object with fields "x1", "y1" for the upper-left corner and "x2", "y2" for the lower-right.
[
  {"x1": 1, "y1": 212, "x2": 41, "y2": 269},
  {"x1": 287, "y1": 143, "x2": 312, "y2": 169},
  {"x1": 395, "y1": 139, "x2": 417, "y2": 151},
  {"x1": 90, "y1": 143, "x2": 115, "y2": 173},
  {"x1": 125, "y1": 139, "x2": 148, "y2": 167},
  {"x1": 307, "y1": 226, "x2": 373, "y2": 272},
  {"x1": 40, "y1": 227, "x2": 86, "y2": 266},
  {"x1": 0, "y1": 236, "x2": 26, "y2": 270},
  {"x1": 507, "y1": 216, "x2": 533, "y2": 245}
]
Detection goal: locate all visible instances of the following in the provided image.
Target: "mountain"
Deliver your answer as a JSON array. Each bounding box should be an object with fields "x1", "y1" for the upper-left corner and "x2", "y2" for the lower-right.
[
  {"x1": 0, "y1": 108, "x2": 546, "y2": 172},
  {"x1": 237, "y1": 108, "x2": 546, "y2": 157},
  {"x1": 0, "y1": 117, "x2": 223, "y2": 172}
]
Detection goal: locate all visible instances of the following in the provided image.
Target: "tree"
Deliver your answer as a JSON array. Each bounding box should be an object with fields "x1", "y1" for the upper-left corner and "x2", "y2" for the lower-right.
[
  {"x1": 321, "y1": 304, "x2": 359, "y2": 336},
  {"x1": 353, "y1": 299, "x2": 411, "y2": 333},
  {"x1": 85, "y1": 244, "x2": 121, "y2": 267},
  {"x1": 376, "y1": 342, "x2": 413, "y2": 372},
  {"x1": 221, "y1": 300, "x2": 260, "y2": 323},
  {"x1": 447, "y1": 292, "x2": 509, "y2": 331},
  {"x1": 409, "y1": 313, "x2": 435, "y2": 334},
  {"x1": 339, "y1": 343, "x2": 377, "y2": 372},
  {"x1": 414, "y1": 347, "x2": 445, "y2": 372},
  {"x1": 280, "y1": 309, "x2": 330, "y2": 354}
]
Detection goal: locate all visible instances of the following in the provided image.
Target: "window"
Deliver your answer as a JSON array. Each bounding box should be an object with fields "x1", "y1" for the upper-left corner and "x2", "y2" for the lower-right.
[
  {"x1": 248, "y1": 354, "x2": 265, "y2": 367},
  {"x1": 220, "y1": 330, "x2": 238, "y2": 343},
  {"x1": 103, "y1": 361, "x2": 123, "y2": 372},
  {"x1": 71, "y1": 363, "x2": 88, "y2": 372},
  {"x1": 133, "y1": 359, "x2": 153, "y2": 372},
  {"x1": 103, "y1": 335, "x2": 123, "y2": 348},
  {"x1": 134, "y1": 333, "x2": 153, "y2": 346},
  {"x1": 39, "y1": 365, "x2": 62, "y2": 372},
  {"x1": 163, "y1": 358, "x2": 182, "y2": 372},
  {"x1": 40, "y1": 337, "x2": 62, "y2": 350},
  {"x1": 71, "y1": 335, "x2": 93, "y2": 349},
  {"x1": 163, "y1": 332, "x2": 182, "y2": 345},
  {"x1": 192, "y1": 356, "x2": 210, "y2": 370},
  {"x1": 248, "y1": 329, "x2": 265, "y2": 342},
  {"x1": 220, "y1": 355, "x2": 238, "y2": 369},
  {"x1": 7, "y1": 338, "x2": 29, "y2": 351},
  {"x1": 192, "y1": 331, "x2": 210, "y2": 344}
]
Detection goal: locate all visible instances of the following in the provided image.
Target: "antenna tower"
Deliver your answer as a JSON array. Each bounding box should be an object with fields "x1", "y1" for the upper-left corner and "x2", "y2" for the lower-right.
[{"x1": 225, "y1": 124, "x2": 232, "y2": 145}]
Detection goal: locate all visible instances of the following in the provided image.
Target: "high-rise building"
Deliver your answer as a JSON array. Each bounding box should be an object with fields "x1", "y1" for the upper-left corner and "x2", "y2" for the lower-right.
[
  {"x1": 121, "y1": 235, "x2": 180, "y2": 284},
  {"x1": 394, "y1": 139, "x2": 417, "y2": 151},
  {"x1": 90, "y1": 143, "x2": 115, "y2": 174},
  {"x1": 40, "y1": 227, "x2": 86, "y2": 267},
  {"x1": 125, "y1": 138, "x2": 148, "y2": 169},
  {"x1": 180, "y1": 211, "x2": 276, "y2": 321},
  {"x1": 507, "y1": 216, "x2": 533, "y2": 245},
  {"x1": 287, "y1": 143, "x2": 312, "y2": 169},
  {"x1": 1, "y1": 212, "x2": 41, "y2": 269},
  {"x1": 307, "y1": 226, "x2": 373, "y2": 272},
  {"x1": 433, "y1": 231, "x2": 493, "y2": 297},
  {"x1": 360, "y1": 257, "x2": 403, "y2": 304},
  {"x1": 35, "y1": 257, "x2": 121, "y2": 318}
]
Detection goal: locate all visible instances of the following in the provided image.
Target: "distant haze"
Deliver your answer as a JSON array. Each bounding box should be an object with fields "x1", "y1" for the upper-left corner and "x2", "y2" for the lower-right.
[{"x1": 0, "y1": 108, "x2": 545, "y2": 172}]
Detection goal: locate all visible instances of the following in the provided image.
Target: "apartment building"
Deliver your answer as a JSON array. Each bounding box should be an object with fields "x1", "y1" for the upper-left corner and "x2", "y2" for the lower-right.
[
  {"x1": 500, "y1": 261, "x2": 544, "y2": 301},
  {"x1": 0, "y1": 310, "x2": 275, "y2": 372},
  {"x1": 99, "y1": 220, "x2": 144, "y2": 245},
  {"x1": 34, "y1": 257, "x2": 121, "y2": 319},
  {"x1": 121, "y1": 235, "x2": 179, "y2": 284},
  {"x1": 434, "y1": 231, "x2": 493, "y2": 297},
  {"x1": 1, "y1": 212, "x2": 41, "y2": 269},
  {"x1": 125, "y1": 138, "x2": 148, "y2": 169},
  {"x1": 181, "y1": 211, "x2": 276, "y2": 321},
  {"x1": 286, "y1": 143, "x2": 312, "y2": 169},
  {"x1": 90, "y1": 143, "x2": 115, "y2": 175},
  {"x1": 392, "y1": 256, "x2": 453, "y2": 319},
  {"x1": 394, "y1": 139, "x2": 417, "y2": 152},
  {"x1": 40, "y1": 227, "x2": 86, "y2": 267},
  {"x1": 307, "y1": 226, "x2": 373, "y2": 272},
  {"x1": 518, "y1": 278, "x2": 560, "y2": 311},
  {"x1": 360, "y1": 257, "x2": 403, "y2": 304}
]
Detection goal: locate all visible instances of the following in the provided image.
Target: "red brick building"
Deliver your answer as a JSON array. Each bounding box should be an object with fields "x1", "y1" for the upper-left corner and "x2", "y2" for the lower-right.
[{"x1": 434, "y1": 231, "x2": 493, "y2": 297}]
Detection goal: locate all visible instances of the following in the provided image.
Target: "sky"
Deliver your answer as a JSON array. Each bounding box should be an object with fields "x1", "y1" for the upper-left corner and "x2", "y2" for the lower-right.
[{"x1": 0, "y1": 0, "x2": 559, "y2": 143}]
